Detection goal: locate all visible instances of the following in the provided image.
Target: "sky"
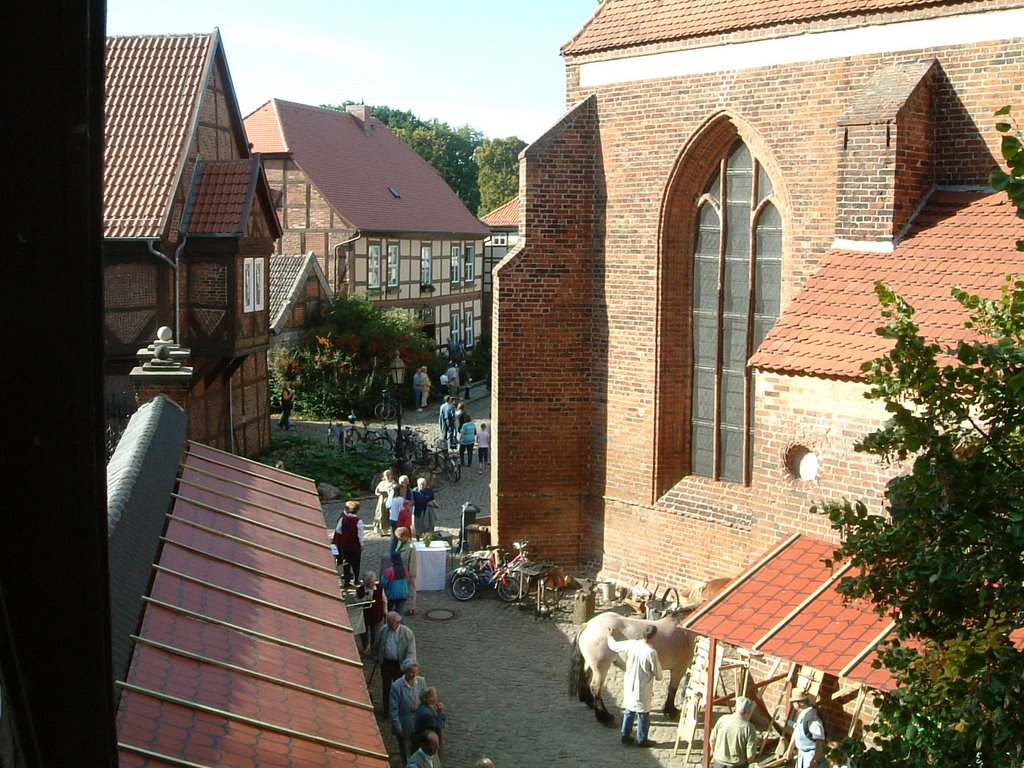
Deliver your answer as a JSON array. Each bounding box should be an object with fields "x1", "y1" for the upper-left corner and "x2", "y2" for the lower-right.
[{"x1": 105, "y1": 0, "x2": 600, "y2": 143}]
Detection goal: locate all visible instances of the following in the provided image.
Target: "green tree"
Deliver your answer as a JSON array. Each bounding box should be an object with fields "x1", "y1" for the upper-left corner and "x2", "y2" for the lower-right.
[
  {"x1": 323, "y1": 102, "x2": 482, "y2": 212},
  {"x1": 819, "y1": 110, "x2": 1024, "y2": 768},
  {"x1": 270, "y1": 294, "x2": 435, "y2": 419},
  {"x1": 476, "y1": 136, "x2": 527, "y2": 215}
]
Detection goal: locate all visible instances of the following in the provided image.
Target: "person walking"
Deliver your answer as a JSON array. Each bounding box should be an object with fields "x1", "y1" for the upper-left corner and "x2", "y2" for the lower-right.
[
  {"x1": 605, "y1": 624, "x2": 663, "y2": 747},
  {"x1": 331, "y1": 500, "x2": 364, "y2": 589},
  {"x1": 278, "y1": 383, "x2": 294, "y2": 430},
  {"x1": 393, "y1": 526, "x2": 418, "y2": 615},
  {"x1": 476, "y1": 422, "x2": 491, "y2": 474},
  {"x1": 390, "y1": 662, "x2": 427, "y2": 765},
  {"x1": 446, "y1": 362, "x2": 459, "y2": 397},
  {"x1": 438, "y1": 396, "x2": 456, "y2": 448},
  {"x1": 375, "y1": 611, "x2": 416, "y2": 717},
  {"x1": 458, "y1": 415, "x2": 477, "y2": 467},
  {"x1": 710, "y1": 696, "x2": 758, "y2": 768}
]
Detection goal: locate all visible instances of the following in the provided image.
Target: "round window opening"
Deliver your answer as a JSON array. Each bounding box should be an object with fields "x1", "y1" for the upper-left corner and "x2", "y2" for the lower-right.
[{"x1": 786, "y1": 445, "x2": 819, "y2": 481}]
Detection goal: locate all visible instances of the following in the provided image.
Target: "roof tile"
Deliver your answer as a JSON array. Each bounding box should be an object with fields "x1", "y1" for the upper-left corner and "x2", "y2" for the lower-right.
[
  {"x1": 116, "y1": 443, "x2": 388, "y2": 767},
  {"x1": 105, "y1": 34, "x2": 212, "y2": 239},
  {"x1": 686, "y1": 535, "x2": 896, "y2": 690},
  {"x1": 186, "y1": 158, "x2": 260, "y2": 235},
  {"x1": 563, "y1": 0, "x2": 981, "y2": 56},
  {"x1": 751, "y1": 192, "x2": 1024, "y2": 379},
  {"x1": 481, "y1": 196, "x2": 519, "y2": 228},
  {"x1": 245, "y1": 100, "x2": 488, "y2": 236}
]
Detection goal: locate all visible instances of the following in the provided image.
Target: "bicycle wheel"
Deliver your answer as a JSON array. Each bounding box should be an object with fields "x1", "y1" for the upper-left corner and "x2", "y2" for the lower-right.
[
  {"x1": 451, "y1": 574, "x2": 477, "y2": 601},
  {"x1": 445, "y1": 455, "x2": 461, "y2": 483},
  {"x1": 374, "y1": 402, "x2": 396, "y2": 421},
  {"x1": 496, "y1": 571, "x2": 523, "y2": 602}
]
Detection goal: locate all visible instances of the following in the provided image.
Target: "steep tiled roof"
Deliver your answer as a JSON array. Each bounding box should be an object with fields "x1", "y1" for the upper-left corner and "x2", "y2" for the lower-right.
[
  {"x1": 562, "y1": 0, "x2": 973, "y2": 56},
  {"x1": 685, "y1": 534, "x2": 895, "y2": 690},
  {"x1": 481, "y1": 196, "x2": 519, "y2": 228},
  {"x1": 116, "y1": 442, "x2": 387, "y2": 767},
  {"x1": 245, "y1": 99, "x2": 488, "y2": 236},
  {"x1": 185, "y1": 157, "x2": 260, "y2": 235},
  {"x1": 751, "y1": 191, "x2": 1024, "y2": 379},
  {"x1": 105, "y1": 33, "x2": 214, "y2": 239},
  {"x1": 270, "y1": 252, "x2": 334, "y2": 335}
]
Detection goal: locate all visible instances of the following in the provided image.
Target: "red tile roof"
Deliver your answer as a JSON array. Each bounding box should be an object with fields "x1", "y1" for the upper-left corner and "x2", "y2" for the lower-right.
[
  {"x1": 685, "y1": 534, "x2": 896, "y2": 690},
  {"x1": 562, "y1": 0, "x2": 977, "y2": 56},
  {"x1": 751, "y1": 191, "x2": 1024, "y2": 379},
  {"x1": 481, "y1": 196, "x2": 519, "y2": 228},
  {"x1": 105, "y1": 33, "x2": 214, "y2": 239},
  {"x1": 116, "y1": 442, "x2": 388, "y2": 768},
  {"x1": 245, "y1": 99, "x2": 488, "y2": 236},
  {"x1": 186, "y1": 158, "x2": 260, "y2": 235}
]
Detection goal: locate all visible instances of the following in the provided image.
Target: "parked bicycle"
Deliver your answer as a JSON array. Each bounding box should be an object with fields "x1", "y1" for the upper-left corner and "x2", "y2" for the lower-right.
[
  {"x1": 450, "y1": 546, "x2": 522, "y2": 602},
  {"x1": 374, "y1": 389, "x2": 401, "y2": 421},
  {"x1": 327, "y1": 415, "x2": 390, "y2": 449}
]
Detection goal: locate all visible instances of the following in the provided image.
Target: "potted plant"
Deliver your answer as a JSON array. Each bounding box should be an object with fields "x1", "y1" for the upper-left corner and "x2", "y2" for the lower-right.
[
  {"x1": 422, "y1": 532, "x2": 434, "y2": 548},
  {"x1": 419, "y1": 282, "x2": 435, "y2": 293}
]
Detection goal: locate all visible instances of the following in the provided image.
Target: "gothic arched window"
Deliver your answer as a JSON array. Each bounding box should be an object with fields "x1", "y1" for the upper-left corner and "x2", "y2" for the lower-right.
[{"x1": 690, "y1": 141, "x2": 781, "y2": 483}]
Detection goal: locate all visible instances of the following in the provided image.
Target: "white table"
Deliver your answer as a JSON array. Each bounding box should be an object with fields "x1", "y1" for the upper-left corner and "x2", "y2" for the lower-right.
[{"x1": 414, "y1": 541, "x2": 450, "y2": 591}]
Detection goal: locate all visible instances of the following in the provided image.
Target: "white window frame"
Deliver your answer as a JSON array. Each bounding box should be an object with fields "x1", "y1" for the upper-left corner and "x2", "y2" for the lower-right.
[
  {"x1": 464, "y1": 310, "x2": 474, "y2": 347},
  {"x1": 464, "y1": 245, "x2": 475, "y2": 282},
  {"x1": 491, "y1": 232, "x2": 508, "y2": 246},
  {"x1": 243, "y1": 258, "x2": 254, "y2": 312},
  {"x1": 450, "y1": 245, "x2": 461, "y2": 284},
  {"x1": 368, "y1": 244, "x2": 381, "y2": 289},
  {"x1": 253, "y1": 257, "x2": 265, "y2": 311},
  {"x1": 420, "y1": 244, "x2": 432, "y2": 285},
  {"x1": 451, "y1": 312, "x2": 461, "y2": 344},
  {"x1": 385, "y1": 243, "x2": 397, "y2": 288}
]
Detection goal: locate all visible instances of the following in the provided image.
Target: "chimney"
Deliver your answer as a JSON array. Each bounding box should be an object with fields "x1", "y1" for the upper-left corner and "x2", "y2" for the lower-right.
[
  {"x1": 129, "y1": 326, "x2": 193, "y2": 409},
  {"x1": 346, "y1": 104, "x2": 373, "y2": 136},
  {"x1": 834, "y1": 60, "x2": 936, "y2": 250}
]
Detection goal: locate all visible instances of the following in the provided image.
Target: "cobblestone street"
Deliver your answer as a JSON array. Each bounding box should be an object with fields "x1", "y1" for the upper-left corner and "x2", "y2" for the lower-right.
[{"x1": 291, "y1": 395, "x2": 696, "y2": 768}]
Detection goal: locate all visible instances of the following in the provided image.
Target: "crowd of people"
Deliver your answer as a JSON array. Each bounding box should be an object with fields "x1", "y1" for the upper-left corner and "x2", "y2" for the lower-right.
[{"x1": 331, "y1": 462, "x2": 497, "y2": 767}]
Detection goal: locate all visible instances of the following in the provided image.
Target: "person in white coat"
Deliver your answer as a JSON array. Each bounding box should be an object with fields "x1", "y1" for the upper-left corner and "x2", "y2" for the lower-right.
[{"x1": 605, "y1": 624, "x2": 663, "y2": 747}]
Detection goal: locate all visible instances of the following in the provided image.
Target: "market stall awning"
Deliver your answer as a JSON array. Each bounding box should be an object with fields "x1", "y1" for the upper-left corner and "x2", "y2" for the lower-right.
[
  {"x1": 116, "y1": 441, "x2": 389, "y2": 767},
  {"x1": 683, "y1": 534, "x2": 895, "y2": 691}
]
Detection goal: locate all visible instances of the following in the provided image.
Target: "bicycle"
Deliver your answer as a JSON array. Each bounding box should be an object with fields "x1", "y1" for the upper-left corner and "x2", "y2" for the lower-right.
[
  {"x1": 374, "y1": 389, "x2": 401, "y2": 421},
  {"x1": 449, "y1": 547, "x2": 522, "y2": 602}
]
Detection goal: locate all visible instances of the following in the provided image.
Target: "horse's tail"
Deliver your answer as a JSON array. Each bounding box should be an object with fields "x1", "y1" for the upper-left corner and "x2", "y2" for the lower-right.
[{"x1": 569, "y1": 630, "x2": 591, "y2": 704}]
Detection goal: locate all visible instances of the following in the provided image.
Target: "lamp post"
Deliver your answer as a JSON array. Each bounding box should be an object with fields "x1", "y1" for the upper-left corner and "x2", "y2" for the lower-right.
[{"x1": 389, "y1": 351, "x2": 406, "y2": 466}]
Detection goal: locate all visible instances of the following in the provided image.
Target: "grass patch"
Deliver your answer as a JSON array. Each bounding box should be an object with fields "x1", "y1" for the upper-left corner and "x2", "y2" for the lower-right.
[{"x1": 260, "y1": 433, "x2": 391, "y2": 498}]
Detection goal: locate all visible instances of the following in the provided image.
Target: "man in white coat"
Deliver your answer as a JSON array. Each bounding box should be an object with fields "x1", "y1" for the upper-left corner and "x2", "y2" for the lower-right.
[{"x1": 605, "y1": 624, "x2": 663, "y2": 747}]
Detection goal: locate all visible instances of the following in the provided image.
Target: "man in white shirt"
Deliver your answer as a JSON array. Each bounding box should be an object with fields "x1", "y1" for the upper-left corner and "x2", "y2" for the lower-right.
[
  {"x1": 789, "y1": 687, "x2": 825, "y2": 768},
  {"x1": 605, "y1": 624, "x2": 663, "y2": 747}
]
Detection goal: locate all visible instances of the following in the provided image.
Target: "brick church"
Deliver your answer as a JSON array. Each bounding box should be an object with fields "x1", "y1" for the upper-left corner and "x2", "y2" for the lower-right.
[{"x1": 492, "y1": 0, "x2": 1024, "y2": 585}]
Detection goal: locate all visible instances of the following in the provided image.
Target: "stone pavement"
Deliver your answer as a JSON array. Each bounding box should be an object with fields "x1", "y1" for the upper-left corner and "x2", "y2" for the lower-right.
[{"x1": 291, "y1": 395, "x2": 697, "y2": 768}]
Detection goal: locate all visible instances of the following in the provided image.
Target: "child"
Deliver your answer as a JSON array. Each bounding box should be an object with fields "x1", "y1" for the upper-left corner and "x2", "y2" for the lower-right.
[{"x1": 476, "y1": 422, "x2": 491, "y2": 474}]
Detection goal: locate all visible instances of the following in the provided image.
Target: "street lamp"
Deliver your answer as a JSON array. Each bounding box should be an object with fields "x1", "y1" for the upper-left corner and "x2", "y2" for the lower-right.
[{"x1": 389, "y1": 351, "x2": 406, "y2": 465}]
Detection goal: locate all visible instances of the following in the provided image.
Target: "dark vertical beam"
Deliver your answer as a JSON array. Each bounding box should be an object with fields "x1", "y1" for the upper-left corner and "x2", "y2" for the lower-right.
[{"x1": 0, "y1": 0, "x2": 117, "y2": 766}]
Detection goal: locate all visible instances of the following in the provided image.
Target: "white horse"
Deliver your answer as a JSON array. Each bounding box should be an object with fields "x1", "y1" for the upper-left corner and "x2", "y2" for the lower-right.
[{"x1": 569, "y1": 611, "x2": 698, "y2": 723}]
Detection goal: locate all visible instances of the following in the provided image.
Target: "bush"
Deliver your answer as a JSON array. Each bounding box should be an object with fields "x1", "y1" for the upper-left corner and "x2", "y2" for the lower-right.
[
  {"x1": 259, "y1": 432, "x2": 391, "y2": 497},
  {"x1": 269, "y1": 294, "x2": 438, "y2": 420}
]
